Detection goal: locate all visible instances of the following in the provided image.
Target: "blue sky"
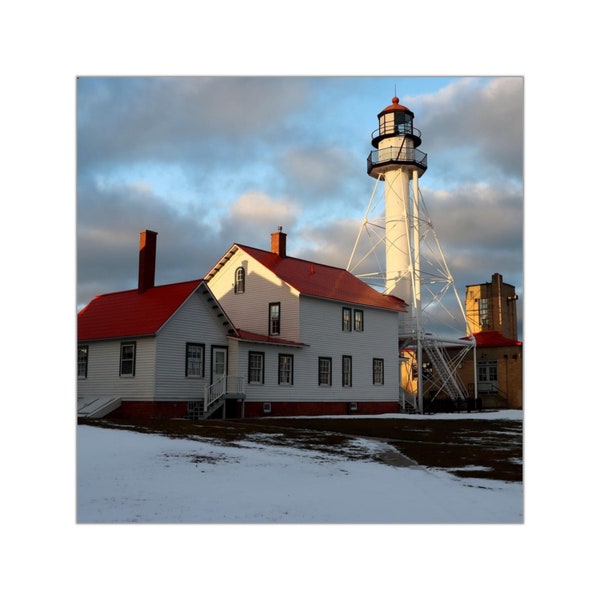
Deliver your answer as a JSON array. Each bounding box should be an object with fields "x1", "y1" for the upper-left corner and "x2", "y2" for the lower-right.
[{"x1": 76, "y1": 76, "x2": 524, "y2": 336}]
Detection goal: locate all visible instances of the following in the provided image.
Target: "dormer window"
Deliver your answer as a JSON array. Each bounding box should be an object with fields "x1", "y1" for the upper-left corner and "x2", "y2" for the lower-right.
[{"x1": 235, "y1": 267, "x2": 245, "y2": 294}]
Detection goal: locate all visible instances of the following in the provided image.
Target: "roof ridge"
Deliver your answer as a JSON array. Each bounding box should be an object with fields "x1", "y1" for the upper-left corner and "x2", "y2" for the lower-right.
[
  {"x1": 85, "y1": 278, "x2": 204, "y2": 300},
  {"x1": 235, "y1": 243, "x2": 348, "y2": 272}
]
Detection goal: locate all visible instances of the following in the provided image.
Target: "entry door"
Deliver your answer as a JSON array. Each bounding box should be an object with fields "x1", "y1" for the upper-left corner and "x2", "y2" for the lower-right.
[
  {"x1": 477, "y1": 360, "x2": 498, "y2": 393},
  {"x1": 212, "y1": 346, "x2": 228, "y2": 383}
]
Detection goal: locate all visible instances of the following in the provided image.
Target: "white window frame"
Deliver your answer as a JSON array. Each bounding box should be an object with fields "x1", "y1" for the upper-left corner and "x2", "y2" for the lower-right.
[
  {"x1": 342, "y1": 355, "x2": 352, "y2": 387},
  {"x1": 78, "y1": 345, "x2": 88, "y2": 379},
  {"x1": 269, "y1": 302, "x2": 281, "y2": 336},
  {"x1": 248, "y1": 351, "x2": 265, "y2": 384},
  {"x1": 373, "y1": 358, "x2": 384, "y2": 385},
  {"x1": 319, "y1": 357, "x2": 332, "y2": 386},
  {"x1": 120, "y1": 342, "x2": 136, "y2": 377},
  {"x1": 278, "y1": 354, "x2": 293, "y2": 385},
  {"x1": 186, "y1": 343, "x2": 204, "y2": 377}
]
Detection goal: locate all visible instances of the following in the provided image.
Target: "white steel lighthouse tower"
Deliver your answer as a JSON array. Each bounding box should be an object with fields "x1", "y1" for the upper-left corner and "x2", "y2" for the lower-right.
[
  {"x1": 366, "y1": 96, "x2": 427, "y2": 308},
  {"x1": 348, "y1": 96, "x2": 476, "y2": 413}
]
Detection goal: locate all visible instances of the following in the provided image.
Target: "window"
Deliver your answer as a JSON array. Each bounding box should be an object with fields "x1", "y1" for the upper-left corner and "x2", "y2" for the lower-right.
[
  {"x1": 354, "y1": 309, "x2": 364, "y2": 332},
  {"x1": 342, "y1": 355, "x2": 352, "y2": 387},
  {"x1": 278, "y1": 354, "x2": 293, "y2": 385},
  {"x1": 269, "y1": 302, "x2": 281, "y2": 335},
  {"x1": 186, "y1": 343, "x2": 204, "y2": 377},
  {"x1": 342, "y1": 307, "x2": 352, "y2": 332},
  {"x1": 373, "y1": 358, "x2": 384, "y2": 385},
  {"x1": 248, "y1": 351, "x2": 265, "y2": 384},
  {"x1": 319, "y1": 357, "x2": 332, "y2": 386},
  {"x1": 120, "y1": 342, "x2": 136, "y2": 376},
  {"x1": 234, "y1": 267, "x2": 245, "y2": 294},
  {"x1": 263, "y1": 402, "x2": 272, "y2": 414},
  {"x1": 479, "y1": 297, "x2": 489, "y2": 328},
  {"x1": 78, "y1": 345, "x2": 88, "y2": 379}
]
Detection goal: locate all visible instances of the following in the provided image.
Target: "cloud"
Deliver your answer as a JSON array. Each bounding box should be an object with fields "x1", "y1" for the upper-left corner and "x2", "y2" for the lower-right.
[
  {"x1": 76, "y1": 76, "x2": 524, "y2": 338},
  {"x1": 77, "y1": 77, "x2": 312, "y2": 173},
  {"x1": 416, "y1": 77, "x2": 524, "y2": 182}
]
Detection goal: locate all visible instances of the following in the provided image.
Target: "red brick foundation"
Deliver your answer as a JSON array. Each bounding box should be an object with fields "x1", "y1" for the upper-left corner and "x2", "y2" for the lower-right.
[
  {"x1": 239, "y1": 401, "x2": 400, "y2": 418},
  {"x1": 108, "y1": 400, "x2": 400, "y2": 420},
  {"x1": 111, "y1": 401, "x2": 189, "y2": 419}
]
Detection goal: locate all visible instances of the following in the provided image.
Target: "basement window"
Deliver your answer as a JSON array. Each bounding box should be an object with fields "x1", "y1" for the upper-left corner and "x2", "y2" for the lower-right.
[{"x1": 120, "y1": 342, "x2": 136, "y2": 376}]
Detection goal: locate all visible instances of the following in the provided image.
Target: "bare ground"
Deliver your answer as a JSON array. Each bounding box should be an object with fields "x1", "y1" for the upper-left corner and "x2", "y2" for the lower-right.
[{"x1": 78, "y1": 413, "x2": 522, "y2": 483}]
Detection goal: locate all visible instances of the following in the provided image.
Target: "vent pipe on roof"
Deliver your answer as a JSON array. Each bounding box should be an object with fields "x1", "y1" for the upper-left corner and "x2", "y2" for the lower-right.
[
  {"x1": 138, "y1": 230, "x2": 158, "y2": 293},
  {"x1": 271, "y1": 226, "x2": 287, "y2": 258}
]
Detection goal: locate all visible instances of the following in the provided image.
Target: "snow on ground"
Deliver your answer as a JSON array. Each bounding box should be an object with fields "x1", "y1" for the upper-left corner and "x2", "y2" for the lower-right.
[{"x1": 77, "y1": 410, "x2": 523, "y2": 524}]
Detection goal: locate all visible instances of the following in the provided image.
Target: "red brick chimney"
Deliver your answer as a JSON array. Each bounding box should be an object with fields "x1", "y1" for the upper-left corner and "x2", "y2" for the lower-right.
[
  {"x1": 138, "y1": 230, "x2": 158, "y2": 292},
  {"x1": 271, "y1": 226, "x2": 287, "y2": 258}
]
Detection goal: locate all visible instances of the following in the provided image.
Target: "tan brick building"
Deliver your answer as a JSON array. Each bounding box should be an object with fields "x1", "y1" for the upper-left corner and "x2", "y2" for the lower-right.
[{"x1": 456, "y1": 273, "x2": 523, "y2": 409}]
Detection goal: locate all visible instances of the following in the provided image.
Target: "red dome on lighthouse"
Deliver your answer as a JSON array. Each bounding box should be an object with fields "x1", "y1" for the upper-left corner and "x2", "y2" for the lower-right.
[{"x1": 378, "y1": 96, "x2": 414, "y2": 118}]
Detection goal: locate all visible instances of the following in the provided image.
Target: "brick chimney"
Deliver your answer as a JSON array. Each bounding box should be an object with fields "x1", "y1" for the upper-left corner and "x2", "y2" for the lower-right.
[
  {"x1": 138, "y1": 230, "x2": 158, "y2": 292},
  {"x1": 271, "y1": 226, "x2": 287, "y2": 258}
]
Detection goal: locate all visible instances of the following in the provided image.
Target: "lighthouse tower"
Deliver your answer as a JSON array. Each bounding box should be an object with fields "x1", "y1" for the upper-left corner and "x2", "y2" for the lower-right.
[
  {"x1": 349, "y1": 96, "x2": 476, "y2": 414},
  {"x1": 366, "y1": 96, "x2": 428, "y2": 308}
]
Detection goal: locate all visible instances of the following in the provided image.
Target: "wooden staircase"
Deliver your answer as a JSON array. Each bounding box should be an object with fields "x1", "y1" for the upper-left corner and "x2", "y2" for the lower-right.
[{"x1": 186, "y1": 375, "x2": 245, "y2": 420}]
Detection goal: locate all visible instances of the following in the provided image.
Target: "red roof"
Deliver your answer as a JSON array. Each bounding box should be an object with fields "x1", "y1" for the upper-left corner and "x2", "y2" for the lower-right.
[
  {"x1": 378, "y1": 96, "x2": 414, "y2": 117},
  {"x1": 465, "y1": 331, "x2": 522, "y2": 348},
  {"x1": 78, "y1": 280, "x2": 203, "y2": 341},
  {"x1": 233, "y1": 244, "x2": 407, "y2": 312},
  {"x1": 232, "y1": 329, "x2": 309, "y2": 347}
]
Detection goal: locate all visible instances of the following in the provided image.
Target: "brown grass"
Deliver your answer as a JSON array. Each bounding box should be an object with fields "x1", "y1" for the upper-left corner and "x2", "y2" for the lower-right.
[{"x1": 78, "y1": 413, "x2": 522, "y2": 483}]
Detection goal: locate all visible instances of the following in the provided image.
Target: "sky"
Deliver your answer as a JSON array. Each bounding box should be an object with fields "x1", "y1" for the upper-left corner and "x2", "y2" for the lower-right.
[{"x1": 76, "y1": 76, "x2": 524, "y2": 337}]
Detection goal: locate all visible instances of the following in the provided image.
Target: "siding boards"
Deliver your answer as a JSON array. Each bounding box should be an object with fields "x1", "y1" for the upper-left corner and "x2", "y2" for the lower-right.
[
  {"x1": 208, "y1": 249, "x2": 301, "y2": 341},
  {"x1": 78, "y1": 337, "x2": 156, "y2": 398},
  {"x1": 207, "y1": 247, "x2": 401, "y2": 406},
  {"x1": 296, "y1": 296, "x2": 399, "y2": 402},
  {"x1": 232, "y1": 297, "x2": 400, "y2": 403},
  {"x1": 154, "y1": 289, "x2": 230, "y2": 400}
]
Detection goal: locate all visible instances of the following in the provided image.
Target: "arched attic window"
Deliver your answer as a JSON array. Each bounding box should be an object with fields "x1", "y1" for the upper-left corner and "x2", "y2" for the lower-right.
[{"x1": 235, "y1": 267, "x2": 245, "y2": 294}]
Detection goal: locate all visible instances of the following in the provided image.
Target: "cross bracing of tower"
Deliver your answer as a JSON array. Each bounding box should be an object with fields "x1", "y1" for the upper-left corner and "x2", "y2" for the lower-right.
[{"x1": 347, "y1": 173, "x2": 476, "y2": 414}]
